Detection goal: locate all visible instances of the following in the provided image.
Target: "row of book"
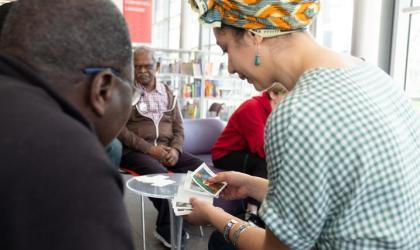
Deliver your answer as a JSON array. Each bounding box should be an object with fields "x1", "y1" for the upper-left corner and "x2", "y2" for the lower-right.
[
  {"x1": 180, "y1": 79, "x2": 225, "y2": 98},
  {"x1": 159, "y1": 59, "x2": 227, "y2": 77},
  {"x1": 181, "y1": 80, "x2": 201, "y2": 98}
]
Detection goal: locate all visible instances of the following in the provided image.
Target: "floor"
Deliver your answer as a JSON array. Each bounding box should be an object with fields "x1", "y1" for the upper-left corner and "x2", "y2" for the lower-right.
[{"x1": 122, "y1": 174, "x2": 214, "y2": 250}]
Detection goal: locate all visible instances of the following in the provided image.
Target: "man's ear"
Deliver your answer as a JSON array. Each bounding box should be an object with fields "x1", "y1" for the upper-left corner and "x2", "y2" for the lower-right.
[
  {"x1": 89, "y1": 70, "x2": 115, "y2": 116},
  {"x1": 156, "y1": 62, "x2": 161, "y2": 73}
]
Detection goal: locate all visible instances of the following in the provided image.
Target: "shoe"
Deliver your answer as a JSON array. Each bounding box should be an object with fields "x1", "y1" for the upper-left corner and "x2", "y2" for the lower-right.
[
  {"x1": 154, "y1": 228, "x2": 171, "y2": 248},
  {"x1": 245, "y1": 212, "x2": 265, "y2": 228},
  {"x1": 154, "y1": 226, "x2": 189, "y2": 249}
]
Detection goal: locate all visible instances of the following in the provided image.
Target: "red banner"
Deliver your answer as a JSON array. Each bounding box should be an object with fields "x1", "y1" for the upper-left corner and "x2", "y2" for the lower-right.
[{"x1": 123, "y1": 0, "x2": 152, "y2": 43}]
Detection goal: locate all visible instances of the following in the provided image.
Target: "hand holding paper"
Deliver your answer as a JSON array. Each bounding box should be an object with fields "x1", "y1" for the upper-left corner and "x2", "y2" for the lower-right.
[{"x1": 172, "y1": 163, "x2": 227, "y2": 216}]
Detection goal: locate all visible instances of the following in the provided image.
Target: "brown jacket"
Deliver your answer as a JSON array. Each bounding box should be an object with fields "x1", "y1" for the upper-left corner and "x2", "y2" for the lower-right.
[{"x1": 118, "y1": 84, "x2": 184, "y2": 154}]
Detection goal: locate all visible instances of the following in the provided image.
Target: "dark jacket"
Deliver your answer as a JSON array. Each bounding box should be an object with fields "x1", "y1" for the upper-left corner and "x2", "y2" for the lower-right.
[
  {"x1": 119, "y1": 83, "x2": 184, "y2": 154},
  {"x1": 0, "y1": 53, "x2": 134, "y2": 250}
]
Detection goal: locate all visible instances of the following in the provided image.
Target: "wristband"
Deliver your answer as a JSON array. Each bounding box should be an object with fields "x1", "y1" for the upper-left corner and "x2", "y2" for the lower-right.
[
  {"x1": 223, "y1": 218, "x2": 238, "y2": 243},
  {"x1": 232, "y1": 223, "x2": 254, "y2": 247}
]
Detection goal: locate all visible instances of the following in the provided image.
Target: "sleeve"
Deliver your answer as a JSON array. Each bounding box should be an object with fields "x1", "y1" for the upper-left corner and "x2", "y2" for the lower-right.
[
  {"x1": 117, "y1": 109, "x2": 153, "y2": 153},
  {"x1": 237, "y1": 101, "x2": 266, "y2": 158},
  {"x1": 15, "y1": 123, "x2": 134, "y2": 250},
  {"x1": 258, "y1": 108, "x2": 330, "y2": 250},
  {"x1": 118, "y1": 126, "x2": 152, "y2": 153},
  {"x1": 169, "y1": 100, "x2": 184, "y2": 153}
]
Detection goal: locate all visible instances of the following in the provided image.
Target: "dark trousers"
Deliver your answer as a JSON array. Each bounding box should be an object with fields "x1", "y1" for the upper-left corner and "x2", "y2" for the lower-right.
[
  {"x1": 213, "y1": 151, "x2": 267, "y2": 206},
  {"x1": 208, "y1": 230, "x2": 235, "y2": 250},
  {"x1": 121, "y1": 151, "x2": 203, "y2": 228}
]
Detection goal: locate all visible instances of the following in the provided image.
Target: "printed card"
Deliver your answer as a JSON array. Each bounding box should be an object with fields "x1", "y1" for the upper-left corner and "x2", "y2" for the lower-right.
[
  {"x1": 170, "y1": 163, "x2": 226, "y2": 216},
  {"x1": 191, "y1": 163, "x2": 227, "y2": 197}
]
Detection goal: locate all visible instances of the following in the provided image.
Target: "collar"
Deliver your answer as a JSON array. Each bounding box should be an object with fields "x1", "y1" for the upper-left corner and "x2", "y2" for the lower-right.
[
  {"x1": 0, "y1": 52, "x2": 93, "y2": 131},
  {"x1": 139, "y1": 79, "x2": 166, "y2": 95},
  {"x1": 155, "y1": 80, "x2": 166, "y2": 95}
]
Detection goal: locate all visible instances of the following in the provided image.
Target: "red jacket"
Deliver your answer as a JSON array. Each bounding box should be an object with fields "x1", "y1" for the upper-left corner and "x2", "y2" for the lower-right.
[{"x1": 211, "y1": 92, "x2": 272, "y2": 160}]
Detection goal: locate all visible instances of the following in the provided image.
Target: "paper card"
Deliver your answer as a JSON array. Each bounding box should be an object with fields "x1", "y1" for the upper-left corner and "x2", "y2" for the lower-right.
[
  {"x1": 183, "y1": 171, "x2": 210, "y2": 196},
  {"x1": 174, "y1": 201, "x2": 192, "y2": 209},
  {"x1": 151, "y1": 179, "x2": 176, "y2": 187},
  {"x1": 134, "y1": 175, "x2": 169, "y2": 184},
  {"x1": 171, "y1": 199, "x2": 193, "y2": 216},
  {"x1": 191, "y1": 163, "x2": 227, "y2": 197},
  {"x1": 174, "y1": 185, "x2": 213, "y2": 204},
  {"x1": 174, "y1": 208, "x2": 192, "y2": 216}
]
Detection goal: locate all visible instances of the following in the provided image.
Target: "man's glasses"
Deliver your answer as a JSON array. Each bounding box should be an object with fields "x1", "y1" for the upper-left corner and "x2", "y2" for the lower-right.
[
  {"x1": 83, "y1": 67, "x2": 136, "y2": 103},
  {"x1": 83, "y1": 67, "x2": 132, "y2": 87}
]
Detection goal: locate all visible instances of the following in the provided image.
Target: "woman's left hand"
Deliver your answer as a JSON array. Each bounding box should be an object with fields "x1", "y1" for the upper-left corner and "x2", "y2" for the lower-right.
[{"x1": 184, "y1": 197, "x2": 217, "y2": 226}]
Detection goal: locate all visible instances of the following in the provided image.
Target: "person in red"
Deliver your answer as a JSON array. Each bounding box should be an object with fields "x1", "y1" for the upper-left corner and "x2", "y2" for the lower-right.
[{"x1": 211, "y1": 82, "x2": 286, "y2": 223}]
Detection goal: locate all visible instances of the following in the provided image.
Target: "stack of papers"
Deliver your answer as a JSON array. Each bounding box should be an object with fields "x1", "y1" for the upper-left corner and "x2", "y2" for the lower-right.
[
  {"x1": 134, "y1": 175, "x2": 176, "y2": 187},
  {"x1": 172, "y1": 163, "x2": 227, "y2": 216}
]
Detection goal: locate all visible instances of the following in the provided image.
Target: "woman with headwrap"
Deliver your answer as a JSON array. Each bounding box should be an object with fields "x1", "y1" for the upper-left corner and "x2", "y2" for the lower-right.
[{"x1": 185, "y1": 0, "x2": 420, "y2": 250}]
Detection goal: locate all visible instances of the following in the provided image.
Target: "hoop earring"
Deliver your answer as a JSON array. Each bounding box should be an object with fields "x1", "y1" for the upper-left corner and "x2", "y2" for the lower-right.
[{"x1": 254, "y1": 43, "x2": 261, "y2": 66}]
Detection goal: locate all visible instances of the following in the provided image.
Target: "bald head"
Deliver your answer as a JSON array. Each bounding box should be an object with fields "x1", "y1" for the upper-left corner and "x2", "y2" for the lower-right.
[
  {"x1": 0, "y1": 0, "x2": 135, "y2": 146},
  {"x1": 0, "y1": 0, "x2": 133, "y2": 84}
]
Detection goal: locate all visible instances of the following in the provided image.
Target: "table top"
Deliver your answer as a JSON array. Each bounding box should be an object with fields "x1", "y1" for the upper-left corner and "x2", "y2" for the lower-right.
[{"x1": 126, "y1": 173, "x2": 186, "y2": 199}]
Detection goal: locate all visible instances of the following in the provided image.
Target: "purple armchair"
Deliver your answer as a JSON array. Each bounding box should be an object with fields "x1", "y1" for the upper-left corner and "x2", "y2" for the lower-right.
[
  {"x1": 183, "y1": 118, "x2": 244, "y2": 215},
  {"x1": 183, "y1": 118, "x2": 226, "y2": 167}
]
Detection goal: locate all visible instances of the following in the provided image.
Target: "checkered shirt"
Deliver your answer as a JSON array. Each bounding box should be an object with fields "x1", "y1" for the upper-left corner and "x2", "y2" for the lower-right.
[
  {"x1": 259, "y1": 63, "x2": 420, "y2": 250},
  {"x1": 137, "y1": 81, "x2": 168, "y2": 125}
]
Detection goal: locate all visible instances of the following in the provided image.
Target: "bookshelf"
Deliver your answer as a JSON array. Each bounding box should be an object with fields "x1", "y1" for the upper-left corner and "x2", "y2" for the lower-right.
[{"x1": 151, "y1": 47, "x2": 257, "y2": 120}]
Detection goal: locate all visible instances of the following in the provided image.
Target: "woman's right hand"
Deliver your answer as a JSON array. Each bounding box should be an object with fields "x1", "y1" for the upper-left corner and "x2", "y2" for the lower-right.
[{"x1": 209, "y1": 171, "x2": 252, "y2": 200}]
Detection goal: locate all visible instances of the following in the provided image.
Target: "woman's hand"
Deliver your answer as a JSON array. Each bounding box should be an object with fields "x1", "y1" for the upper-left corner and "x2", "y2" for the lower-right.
[
  {"x1": 184, "y1": 198, "x2": 218, "y2": 225},
  {"x1": 209, "y1": 171, "x2": 251, "y2": 200}
]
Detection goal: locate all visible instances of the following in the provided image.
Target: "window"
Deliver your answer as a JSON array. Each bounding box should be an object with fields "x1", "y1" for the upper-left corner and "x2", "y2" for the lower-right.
[
  {"x1": 391, "y1": 0, "x2": 420, "y2": 109},
  {"x1": 314, "y1": 0, "x2": 354, "y2": 54},
  {"x1": 405, "y1": 9, "x2": 420, "y2": 100}
]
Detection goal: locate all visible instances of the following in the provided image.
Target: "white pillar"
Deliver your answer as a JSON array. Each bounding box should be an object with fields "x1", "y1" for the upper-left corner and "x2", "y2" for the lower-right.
[
  {"x1": 351, "y1": 0, "x2": 394, "y2": 72},
  {"x1": 180, "y1": 0, "x2": 193, "y2": 49}
]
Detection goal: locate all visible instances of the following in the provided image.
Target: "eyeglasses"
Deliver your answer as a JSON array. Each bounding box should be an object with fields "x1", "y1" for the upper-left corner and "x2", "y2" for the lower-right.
[{"x1": 83, "y1": 67, "x2": 132, "y2": 87}]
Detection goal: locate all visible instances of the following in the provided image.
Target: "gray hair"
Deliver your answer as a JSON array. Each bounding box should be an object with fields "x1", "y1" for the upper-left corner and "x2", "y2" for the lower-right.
[
  {"x1": 134, "y1": 46, "x2": 158, "y2": 63},
  {"x1": 0, "y1": 0, "x2": 133, "y2": 83}
]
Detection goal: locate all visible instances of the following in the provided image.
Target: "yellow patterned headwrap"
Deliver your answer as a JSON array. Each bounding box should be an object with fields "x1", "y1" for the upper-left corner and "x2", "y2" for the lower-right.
[{"x1": 189, "y1": 0, "x2": 320, "y2": 37}]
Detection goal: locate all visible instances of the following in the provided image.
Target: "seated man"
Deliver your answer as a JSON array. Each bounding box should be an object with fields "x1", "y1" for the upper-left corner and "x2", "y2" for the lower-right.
[
  {"x1": 211, "y1": 82, "x2": 287, "y2": 223},
  {"x1": 119, "y1": 46, "x2": 203, "y2": 248},
  {"x1": 0, "y1": 0, "x2": 134, "y2": 249}
]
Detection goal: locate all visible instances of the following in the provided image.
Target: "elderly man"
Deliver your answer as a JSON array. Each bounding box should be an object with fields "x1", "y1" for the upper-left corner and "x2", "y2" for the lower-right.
[
  {"x1": 0, "y1": 1, "x2": 134, "y2": 250},
  {"x1": 119, "y1": 46, "x2": 203, "y2": 248}
]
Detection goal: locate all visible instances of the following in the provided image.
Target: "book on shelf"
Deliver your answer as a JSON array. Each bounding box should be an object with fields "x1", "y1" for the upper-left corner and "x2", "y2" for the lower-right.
[
  {"x1": 192, "y1": 62, "x2": 202, "y2": 76},
  {"x1": 181, "y1": 79, "x2": 201, "y2": 98},
  {"x1": 204, "y1": 79, "x2": 221, "y2": 97},
  {"x1": 181, "y1": 62, "x2": 193, "y2": 75},
  {"x1": 181, "y1": 101, "x2": 200, "y2": 119},
  {"x1": 204, "y1": 62, "x2": 213, "y2": 76},
  {"x1": 159, "y1": 60, "x2": 182, "y2": 74}
]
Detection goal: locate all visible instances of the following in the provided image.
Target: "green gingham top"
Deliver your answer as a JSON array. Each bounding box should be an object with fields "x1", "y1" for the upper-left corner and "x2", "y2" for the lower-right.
[{"x1": 259, "y1": 63, "x2": 420, "y2": 250}]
